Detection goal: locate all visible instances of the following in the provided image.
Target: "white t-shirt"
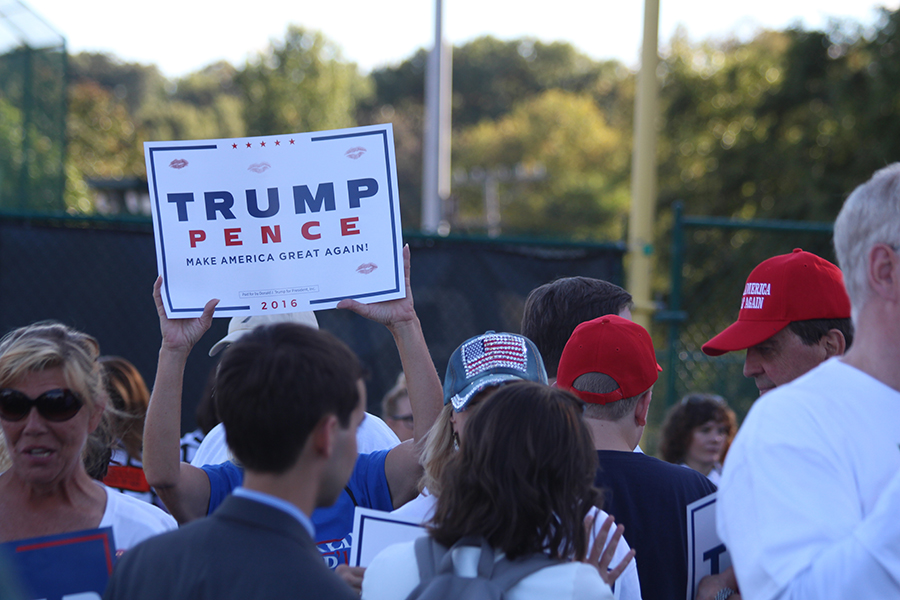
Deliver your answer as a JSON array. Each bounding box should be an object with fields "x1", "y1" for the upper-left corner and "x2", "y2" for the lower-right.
[
  {"x1": 179, "y1": 428, "x2": 205, "y2": 463},
  {"x1": 390, "y1": 488, "x2": 436, "y2": 523},
  {"x1": 717, "y1": 357, "x2": 900, "y2": 600},
  {"x1": 390, "y1": 493, "x2": 641, "y2": 600},
  {"x1": 99, "y1": 484, "x2": 177, "y2": 552},
  {"x1": 191, "y1": 413, "x2": 401, "y2": 467},
  {"x1": 362, "y1": 539, "x2": 614, "y2": 600},
  {"x1": 189, "y1": 422, "x2": 229, "y2": 467}
]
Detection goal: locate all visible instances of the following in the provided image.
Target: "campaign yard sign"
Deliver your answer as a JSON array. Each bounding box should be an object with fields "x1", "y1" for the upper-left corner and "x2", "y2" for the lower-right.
[
  {"x1": 685, "y1": 492, "x2": 732, "y2": 600},
  {"x1": 145, "y1": 124, "x2": 405, "y2": 318},
  {"x1": 350, "y1": 507, "x2": 427, "y2": 568},
  {"x1": 0, "y1": 527, "x2": 116, "y2": 600}
]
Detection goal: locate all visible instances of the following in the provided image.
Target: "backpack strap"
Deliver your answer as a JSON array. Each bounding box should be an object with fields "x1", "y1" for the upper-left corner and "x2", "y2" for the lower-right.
[
  {"x1": 441, "y1": 536, "x2": 496, "y2": 578},
  {"x1": 489, "y1": 551, "x2": 561, "y2": 593},
  {"x1": 409, "y1": 536, "x2": 497, "y2": 593},
  {"x1": 413, "y1": 536, "x2": 445, "y2": 585},
  {"x1": 407, "y1": 536, "x2": 555, "y2": 599}
]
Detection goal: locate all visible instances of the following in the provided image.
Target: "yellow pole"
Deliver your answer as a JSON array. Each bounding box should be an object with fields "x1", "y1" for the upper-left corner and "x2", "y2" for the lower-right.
[{"x1": 628, "y1": 0, "x2": 661, "y2": 330}]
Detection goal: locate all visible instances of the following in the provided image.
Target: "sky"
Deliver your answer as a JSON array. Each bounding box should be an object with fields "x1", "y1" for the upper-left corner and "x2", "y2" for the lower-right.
[{"x1": 11, "y1": 0, "x2": 900, "y2": 78}]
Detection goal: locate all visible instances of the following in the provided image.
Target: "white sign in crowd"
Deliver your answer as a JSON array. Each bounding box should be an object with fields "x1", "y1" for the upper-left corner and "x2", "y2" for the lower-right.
[
  {"x1": 145, "y1": 124, "x2": 405, "y2": 318},
  {"x1": 685, "y1": 492, "x2": 732, "y2": 600}
]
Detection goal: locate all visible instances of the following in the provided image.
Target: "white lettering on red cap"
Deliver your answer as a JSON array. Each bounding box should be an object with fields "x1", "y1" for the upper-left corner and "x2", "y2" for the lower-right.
[
  {"x1": 743, "y1": 282, "x2": 771, "y2": 296},
  {"x1": 741, "y1": 296, "x2": 765, "y2": 309},
  {"x1": 740, "y1": 282, "x2": 770, "y2": 310}
]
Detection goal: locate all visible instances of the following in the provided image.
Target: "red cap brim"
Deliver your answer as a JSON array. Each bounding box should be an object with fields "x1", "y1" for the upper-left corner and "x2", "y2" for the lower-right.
[{"x1": 701, "y1": 319, "x2": 791, "y2": 356}]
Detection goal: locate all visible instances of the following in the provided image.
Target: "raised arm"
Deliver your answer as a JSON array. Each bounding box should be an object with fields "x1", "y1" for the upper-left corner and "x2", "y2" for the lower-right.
[
  {"x1": 337, "y1": 245, "x2": 443, "y2": 507},
  {"x1": 142, "y1": 277, "x2": 218, "y2": 524}
]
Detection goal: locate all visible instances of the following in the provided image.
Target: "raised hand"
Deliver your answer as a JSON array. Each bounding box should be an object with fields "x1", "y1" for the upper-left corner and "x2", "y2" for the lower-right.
[
  {"x1": 153, "y1": 276, "x2": 219, "y2": 355},
  {"x1": 336, "y1": 244, "x2": 415, "y2": 331}
]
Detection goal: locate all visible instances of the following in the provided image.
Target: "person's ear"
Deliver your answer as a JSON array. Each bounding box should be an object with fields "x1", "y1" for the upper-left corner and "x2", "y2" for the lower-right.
[
  {"x1": 635, "y1": 390, "x2": 652, "y2": 427},
  {"x1": 821, "y1": 329, "x2": 846, "y2": 358},
  {"x1": 868, "y1": 243, "x2": 900, "y2": 302},
  {"x1": 87, "y1": 401, "x2": 105, "y2": 434},
  {"x1": 310, "y1": 414, "x2": 338, "y2": 459}
]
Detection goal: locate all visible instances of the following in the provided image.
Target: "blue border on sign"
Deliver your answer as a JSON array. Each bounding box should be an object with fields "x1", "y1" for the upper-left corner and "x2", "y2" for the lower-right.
[
  {"x1": 149, "y1": 144, "x2": 251, "y2": 314},
  {"x1": 308, "y1": 128, "x2": 402, "y2": 304},
  {"x1": 687, "y1": 496, "x2": 717, "y2": 600},
  {"x1": 356, "y1": 512, "x2": 426, "y2": 566},
  {"x1": 357, "y1": 513, "x2": 425, "y2": 539},
  {"x1": 148, "y1": 127, "x2": 401, "y2": 314}
]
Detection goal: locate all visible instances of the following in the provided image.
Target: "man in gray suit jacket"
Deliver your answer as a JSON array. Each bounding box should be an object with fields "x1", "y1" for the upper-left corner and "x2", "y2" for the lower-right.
[{"x1": 104, "y1": 321, "x2": 363, "y2": 600}]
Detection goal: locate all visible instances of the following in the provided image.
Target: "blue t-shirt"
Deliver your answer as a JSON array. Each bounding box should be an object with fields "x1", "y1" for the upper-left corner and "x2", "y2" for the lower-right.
[{"x1": 202, "y1": 449, "x2": 393, "y2": 568}]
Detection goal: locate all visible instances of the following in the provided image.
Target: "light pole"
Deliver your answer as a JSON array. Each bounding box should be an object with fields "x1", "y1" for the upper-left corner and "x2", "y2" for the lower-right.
[{"x1": 421, "y1": 0, "x2": 452, "y2": 233}]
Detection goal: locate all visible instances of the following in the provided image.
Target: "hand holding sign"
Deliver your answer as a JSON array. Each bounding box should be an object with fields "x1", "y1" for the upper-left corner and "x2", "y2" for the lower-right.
[
  {"x1": 153, "y1": 277, "x2": 218, "y2": 357},
  {"x1": 335, "y1": 565, "x2": 366, "y2": 595},
  {"x1": 337, "y1": 244, "x2": 414, "y2": 332},
  {"x1": 695, "y1": 567, "x2": 740, "y2": 600}
]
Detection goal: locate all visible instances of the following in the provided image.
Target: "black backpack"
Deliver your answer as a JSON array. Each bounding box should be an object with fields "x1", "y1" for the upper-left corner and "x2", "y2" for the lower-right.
[{"x1": 404, "y1": 536, "x2": 561, "y2": 600}]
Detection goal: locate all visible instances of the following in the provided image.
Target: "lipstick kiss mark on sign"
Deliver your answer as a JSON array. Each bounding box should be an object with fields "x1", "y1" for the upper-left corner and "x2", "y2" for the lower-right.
[
  {"x1": 248, "y1": 163, "x2": 271, "y2": 173},
  {"x1": 345, "y1": 147, "x2": 366, "y2": 160},
  {"x1": 356, "y1": 263, "x2": 377, "y2": 274},
  {"x1": 169, "y1": 159, "x2": 188, "y2": 169}
]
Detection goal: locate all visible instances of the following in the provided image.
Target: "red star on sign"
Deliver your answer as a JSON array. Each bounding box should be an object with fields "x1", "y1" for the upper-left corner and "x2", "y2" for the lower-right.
[
  {"x1": 289, "y1": 139, "x2": 295, "y2": 145},
  {"x1": 246, "y1": 142, "x2": 252, "y2": 148},
  {"x1": 232, "y1": 143, "x2": 237, "y2": 149},
  {"x1": 275, "y1": 140, "x2": 281, "y2": 146},
  {"x1": 260, "y1": 141, "x2": 266, "y2": 147}
]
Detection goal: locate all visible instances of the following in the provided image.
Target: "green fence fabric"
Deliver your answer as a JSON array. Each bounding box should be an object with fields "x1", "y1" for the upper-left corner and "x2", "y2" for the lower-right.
[
  {"x1": 0, "y1": 214, "x2": 624, "y2": 432},
  {"x1": 0, "y1": 37, "x2": 67, "y2": 212}
]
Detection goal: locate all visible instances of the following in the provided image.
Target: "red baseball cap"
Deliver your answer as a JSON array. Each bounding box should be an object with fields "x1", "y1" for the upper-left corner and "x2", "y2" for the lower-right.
[
  {"x1": 557, "y1": 315, "x2": 662, "y2": 405},
  {"x1": 702, "y1": 249, "x2": 851, "y2": 357}
]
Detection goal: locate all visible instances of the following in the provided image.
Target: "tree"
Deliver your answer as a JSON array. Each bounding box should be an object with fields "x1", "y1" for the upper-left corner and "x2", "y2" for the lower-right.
[
  {"x1": 362, "y1": 36, "x2": 634, "y2": 232},
  {"x1": 650, "y1": 11, "x2": 900, "y2": 414},
  {"x1": 235, "y1": 26, "x2": 371, "y2": 136},
  {"x1": 69, "y1": 52, "x2": 166, "y2": 114},
  {"x1": 452, "y1": 89, "x2": 628, "y2": 239},
  {"x1": 368, "y1": 36, "x2": 620, "y2": 128},
  {"x1": 65, "y1": 80, "x2": 144, "y2": 212},
  {"x1": 139, "y1": 62, "x2": 245, "y2": 141}
]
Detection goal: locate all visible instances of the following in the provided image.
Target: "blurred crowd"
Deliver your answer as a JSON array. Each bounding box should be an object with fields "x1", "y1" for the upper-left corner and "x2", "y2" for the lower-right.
[{"x1": 2, "y1": 164, "x2": 899, "y2": 600}]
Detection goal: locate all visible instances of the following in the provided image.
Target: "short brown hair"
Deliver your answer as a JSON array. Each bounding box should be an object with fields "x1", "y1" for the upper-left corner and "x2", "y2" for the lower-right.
[
  {"x1": 216, "y1": 323, "x2": 361, "y2": 474},
  {"x1": 521, "y1": 277, "x2": 632, "y2": 377}
]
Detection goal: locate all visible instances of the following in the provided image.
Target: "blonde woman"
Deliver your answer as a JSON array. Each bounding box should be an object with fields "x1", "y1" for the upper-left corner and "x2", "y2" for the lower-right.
[{"x1": 0, "y1": 322, "x2": 174, "y2": 551}]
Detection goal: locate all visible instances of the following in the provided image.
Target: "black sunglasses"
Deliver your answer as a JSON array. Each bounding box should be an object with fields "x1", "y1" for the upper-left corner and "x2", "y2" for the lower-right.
[{"x1": 0, "y1": 388, "x2": 84, "y2": 422}]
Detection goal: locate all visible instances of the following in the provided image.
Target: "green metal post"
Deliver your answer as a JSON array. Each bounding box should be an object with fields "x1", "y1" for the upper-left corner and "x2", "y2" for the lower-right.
[
  {"x1": 19, "y1": 45, "x2": 34, "y2": 210},
  {"x1": 667, "y1": 201, "x2": 685, "y2": 406}
]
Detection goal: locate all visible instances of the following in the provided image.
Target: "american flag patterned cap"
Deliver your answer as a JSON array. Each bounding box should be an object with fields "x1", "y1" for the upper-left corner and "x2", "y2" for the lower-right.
[{"x1": 443, "y1": 331, "x2": 548, "y2": 411}]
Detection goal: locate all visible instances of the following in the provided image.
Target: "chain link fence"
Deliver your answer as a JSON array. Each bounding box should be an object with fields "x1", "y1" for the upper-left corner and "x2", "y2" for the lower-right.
[
  {"x1": 657, "y1": 202, "x2": 837, "y2": 435},
  {"x1": 0, "y1": 213, "x2": 625, "y2": 433},
  {"x1": 0, "y1": 2, "x2": 67, "y2": 211}
]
